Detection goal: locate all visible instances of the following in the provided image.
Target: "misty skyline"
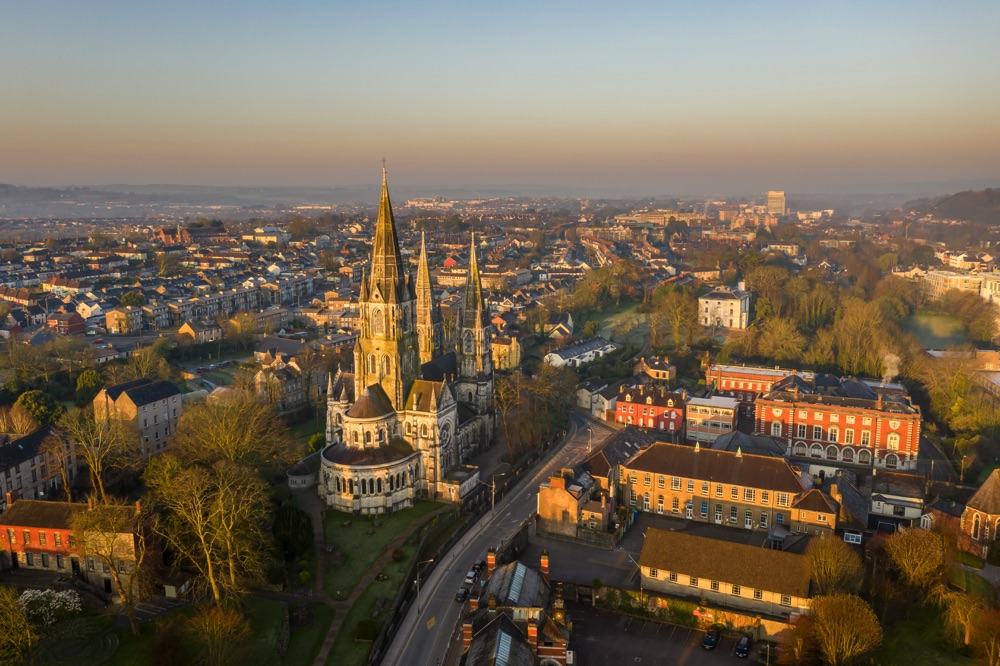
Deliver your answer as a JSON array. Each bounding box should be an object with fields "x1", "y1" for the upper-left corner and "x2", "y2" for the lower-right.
[{"x1": 2, "y1": 1, "x2": 999, "y2": 194}]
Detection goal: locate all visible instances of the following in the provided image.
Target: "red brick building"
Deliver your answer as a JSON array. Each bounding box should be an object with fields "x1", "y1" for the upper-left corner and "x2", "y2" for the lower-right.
[
  {"x1": 705, "y1": 364, "x2": 808, "y2": 416},
  {"x1": 611, "y1": 385, "x2": 686, "y2": 439},
  {"x1": 755, "y1": 388, "x2": 921, "y2": 470},
  {"x1": 46, "y1": 312, "x2": 86, "y2": 336}
]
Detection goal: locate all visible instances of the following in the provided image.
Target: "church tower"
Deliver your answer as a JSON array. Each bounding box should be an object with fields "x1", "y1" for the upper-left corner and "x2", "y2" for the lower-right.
[
  {"x1": 415, "y1": 232, "x2": 443, "y2": 365},
  {"x1": 456, "y1": 234, "x2": 493, "y2": 414},
  {"x1": 353, "y1": 166, "x2": 420, "y2": 410}
]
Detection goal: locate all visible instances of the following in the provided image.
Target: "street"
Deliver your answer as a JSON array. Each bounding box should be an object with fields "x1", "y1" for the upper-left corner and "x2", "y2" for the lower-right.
[{"x1": 381, "y1": 413, "x2": 615, "y2": 666}]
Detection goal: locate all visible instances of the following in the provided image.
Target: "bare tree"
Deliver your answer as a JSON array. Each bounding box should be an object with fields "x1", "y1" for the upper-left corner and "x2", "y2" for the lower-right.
[
  {"x1": 0, "y1": 404, "x2": 38, "y2": 436},
  {"x1": 883, "y1": 528, "x2": 947, "y2": 597},
  {"x1": 172, "y1": 389, "x2": 296, "y2": 469},
  {"x1": 185, "y1": 605, "x2": 252, "y2": 666},
  {"x1": 54, "y1": 408, "x2": 137, "y2": 506},
  {"x1": 493, "y1": 375, "x2": 521, "y2": 461},
  {"x1": 0, "y1": 585, "x2": 37, "y2": 666},
  {"x1": 72, "y1": 501, "x2": 151, "y2": 636},
  {"x1": 971, "y1": 609, "x2": 1000, "y2": 666},
  {"x1": 39, "y1": 434, "x2": 74, "y2": 503},
  {"x1": 806, "y1": 536, "x2": 864, "y2": 595},
  {"x1": 810, "y1": 594, "x2": 882, "y2": 666}
]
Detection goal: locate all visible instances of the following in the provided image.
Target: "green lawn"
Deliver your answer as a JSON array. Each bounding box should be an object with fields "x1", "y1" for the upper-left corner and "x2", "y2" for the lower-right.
[
  {"x1": 326, "y1": 544, "x2": 416, "y2": 666},
  {"x1": 876, "y1": 606, "x2": 973, "y2": 666},
  {"x1": 954, "y1": 551, "x2": 986, "y2": 570},
  {"x1": 323, "y1": 501, "x2": 443, "y2": 600},
  {"x1": 948, "y1": 566, "x2": 997, "y2": 603},
  {"x1": 594, "y1": 302, "x2": 647, "y2": 345}
]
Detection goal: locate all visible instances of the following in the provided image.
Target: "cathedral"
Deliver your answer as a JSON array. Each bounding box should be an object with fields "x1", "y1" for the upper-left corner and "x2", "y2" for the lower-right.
[{"x1": 318, "y1": 168, "x2": 495, "y2": 514}]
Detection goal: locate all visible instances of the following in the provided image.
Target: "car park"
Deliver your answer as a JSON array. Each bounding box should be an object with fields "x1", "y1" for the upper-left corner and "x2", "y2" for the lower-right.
[
  {"x1": 702, "y1": 630, "x2": 720, "y2": 650},
  {"x1": 735, "y1": 635, "x2": 751, "y2": 658}
]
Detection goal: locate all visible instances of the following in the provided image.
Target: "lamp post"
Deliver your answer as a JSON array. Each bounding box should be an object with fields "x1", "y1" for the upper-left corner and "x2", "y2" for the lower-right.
[
  {"x1": 477, "y1": 472, "x2": 508, "y2": 513},
  {"x1": 414, "y1": 559, "x2": 434, "y2": 613},
  {"x1": 588, "y1": 425, "x2": 593, "y2": 453},
  {"x1": 961, "y1": 454, "x2": 968, "y2": 483}
]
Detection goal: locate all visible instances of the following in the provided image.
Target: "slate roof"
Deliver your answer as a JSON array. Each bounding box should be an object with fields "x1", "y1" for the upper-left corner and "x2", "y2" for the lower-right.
[
  {"x1": 405, "y1": 380, "x2": 449, "y2": 413},
  {"x1": 254, "y1": 336, "x2": 306, "y2": 357},
  {"x1": 104, "y1": 378, "x2": 155, "y2": 402},
  {"x1": 967, "y1": 469, "x2": 1000, "y2": 515},
  {"x1": 346, "y1": 384, "x2": 395, "y2": 419},
  {"x1": 0, "y1": 428, "x2": 52, "y2": 470},
  {"x1": 550, "y1": 337, "x2": 616, "y2": 360},
  {"x1": 421, "y1": 351, "x2": 457, "y2": 382},
  {"x1": 483, "y1": 560, "x2": 549, "y2": 608},
  {"x1": 792, "y1": 488, "x2": 835, "y2": 513},
  {"x1": 709, "y1": 431, "x2": 786, "y2": 457},
  {"x1": 639, "y1": 527, "x2": 812, "y2": 599},
  {"x1": 581, "y1": 426, "x2": 654, "y2": 479},
  {"x1": 463, "y1": 613, "x2": 535, "y2": 666},
  {"x1": 625, "y1": 443, "x2": 807, "y2": 493},
  {"x1": 120, "y1": 379, "x2": 181, "y2": 406},
  {"x1": 871, "y1": 470, "x2": 926, "y2": 499}
]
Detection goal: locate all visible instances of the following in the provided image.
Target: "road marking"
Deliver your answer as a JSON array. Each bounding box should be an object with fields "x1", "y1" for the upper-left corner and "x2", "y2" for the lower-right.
[{"x1": 426, "y1": 617, "x2": 436, "y2": 630}]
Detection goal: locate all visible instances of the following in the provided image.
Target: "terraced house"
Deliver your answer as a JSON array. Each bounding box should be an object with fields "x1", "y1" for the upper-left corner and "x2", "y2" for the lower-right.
[{"x1": 621, "y1": 443, "x2": 837, "y2": 537}]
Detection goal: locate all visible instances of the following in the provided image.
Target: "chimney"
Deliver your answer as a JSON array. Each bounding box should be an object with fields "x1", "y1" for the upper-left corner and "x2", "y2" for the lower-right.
[
  {"x1": 4, "y1": 492, "x2": 13, "y2": 507},
  {"x1": 462, "y1": 620, "x2": 473, "y2": 652},
  {"x1": 540, "y1": 550, "x2": 549, "y2": 580},
  {"x1": 135, "y1": 500, "x2": 142, "y2": 516},
  {"x1": 877, "y1": 394, "x2": 883, "y2": 409},
  {"x1": 793, "y1": 386, "x2": 799, "y2": 399},
  {"x1": 487, "y1": 547, "x2": 496, "y2": 579},
  {"x1": 829, "y1": 482, "x2": 841, "y2": 505},
  {"x1": 549, "y1": 475, "x2": 565, "y2": 491},
  {"x1": 527, "y1": 619, "x2": 538, "y2": 652}
]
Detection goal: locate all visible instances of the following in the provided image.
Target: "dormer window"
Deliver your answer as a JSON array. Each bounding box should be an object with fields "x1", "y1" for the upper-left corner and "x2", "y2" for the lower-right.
[
  {"x1": 625, "y1": 394, "x2": 632, "y2": 402},
  {"x1": 667, "y1": 399, "x2": 674, "y2": 407},
  {"x1": 646, "y1": 397, "x2": 653, "y2": 405}
]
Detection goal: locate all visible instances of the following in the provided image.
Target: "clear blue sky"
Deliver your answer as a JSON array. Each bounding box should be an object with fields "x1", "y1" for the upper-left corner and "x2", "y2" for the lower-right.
[{"x1": 2, "y1": 1, "x2": 999, "y2": 194}]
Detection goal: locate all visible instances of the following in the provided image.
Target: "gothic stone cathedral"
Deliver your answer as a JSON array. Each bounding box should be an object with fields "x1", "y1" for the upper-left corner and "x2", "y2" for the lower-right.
[{"x1": 319, "y1": 168, "x2": 494, "y2": 514}]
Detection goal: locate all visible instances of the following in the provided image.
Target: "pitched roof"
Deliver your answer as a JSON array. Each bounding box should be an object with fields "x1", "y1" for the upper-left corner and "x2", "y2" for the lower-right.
[
  {"x1": 710, "y1": 431, "x2": 786, "y2": 457},
  {"x1": 581, "y1": 426, "x2": 654, "y2": 479},
  {"x1": 967, "y1": 469, "x2": 1000, "y2": 515},
  {"x1": 625, "y1": 442, "x2": 807, "y2": 493},
  {"x1": 871, "y1": 470, "x2": 925, "y2": 499},
  {"x1": 405, "y1": 380, "x2": 449, "y2": 413},
  {"x1": 792, "y1": 488, "x2": 835, "y2": 513},
  {"x1": 104, "y1": 378, "x2": 154, "y2": 402},
  {"x1": 346, "y1": 384, "x2": 395, "y2": 419},
  {"x1": 483, "y1": 560, "x2": 549, "y2": 608},
  {"x1": 0, "y1": 428, "x2": 52, "y2": 470},
  {"x1": 120, "y1": 380, "x2": 181, "y2": 406},
  {"x1": 639, "y1": 527, "x2": 812, "y2": 599}
]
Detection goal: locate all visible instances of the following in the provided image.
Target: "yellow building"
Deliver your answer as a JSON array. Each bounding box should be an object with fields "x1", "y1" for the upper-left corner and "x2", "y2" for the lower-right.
[{"x1": 491, "y1": 334, "x2": 522, "y2": 371}]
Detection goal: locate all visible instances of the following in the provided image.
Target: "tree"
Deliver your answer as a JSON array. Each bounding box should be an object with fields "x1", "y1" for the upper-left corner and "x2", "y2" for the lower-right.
[
  {"x1": 54, "y1": 408, "x2": 137, "y2": 505},
  {"x1": 757, "y1": 317, "x2": 805, "y2": 363},
  {"x1": 0, "y1": 585, "x2": 36, "y2": 666},
  {"x1": 155, "y1": 253, "x2": 181, "y2": 277},
  {"x1": 930, "y1": 587, "x2": 984, "y2": 648},
  {"x1": 656, "y1": 289, "x2": 699, "y2": 348},
  {"x1": 144, "y1": 457, "x2": 270, "y2": 605},
  {"x1": 185, "y1": 605, "x2": 252, "y2": 666},
  {"x1": 493, "y1": 375, "x2": 521, "y2": 461},
  {"x1": 810, "y1": 594, "x2": 882, "y2": 666},
  {"x1": 833, "y1": 298, "x2": 892, "y2": 377},
  {"x1": 73, "y1": 501, "x2": 150, "y2": 636},
  {"x1": 0, "y1": 404, "x2": 38, "y2": 436},
  {"x1": 225, "y1": 313, "x2": 260, "y2": 351},
  {"x1": 971, "y1": 608, "x2": 1000, "y2": 666},
  {"x1": 119, "y1": 291, "x2": 146, "y2": 307},
  {"x1": 123, "y1": 346, "x2": 171, "y2": 382},
  {"x1": 807, "y1": 536, "x2": 864, "y2": 596},
  {"x1": 883, "y1": 528, "x2": 947, "y2": 597},
  {"x1": 75, "y1": 369, "x2": 105, "y2": 407},
  {"x1": 39, "y1": 434, "x2": 74, "y2": 502},
  {"x1": 172, "y1": 390, "x2": 297, "y2": 469},
  {"x1": 15, "y1": 390, "x2": 63, "y2": 427}
]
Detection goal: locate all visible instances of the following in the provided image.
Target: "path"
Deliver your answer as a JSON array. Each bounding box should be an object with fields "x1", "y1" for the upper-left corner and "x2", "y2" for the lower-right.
[{"x1": 311, "y1": 504, "x2": 453, "y2": 666}]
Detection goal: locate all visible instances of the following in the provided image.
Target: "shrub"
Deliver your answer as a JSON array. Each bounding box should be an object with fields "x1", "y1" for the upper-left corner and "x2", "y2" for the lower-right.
[
  {"x1": 391, "y1": 548, "x2": 405, "y2": 562},
  {"x1": 19, "y1": 589, "x2": 82, "y2": 626}
]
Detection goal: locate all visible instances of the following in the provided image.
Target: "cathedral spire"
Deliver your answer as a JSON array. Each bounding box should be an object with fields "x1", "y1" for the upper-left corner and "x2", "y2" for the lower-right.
[
  {"x1": 415, "y1": 231, "x2": 442, "y2": 364},
  {"x1": 461, "y1": 233, "x2": 487, "y2": 327},
  {"x1": 369, "y1": 163, "x2": 404, "y2": 302}
]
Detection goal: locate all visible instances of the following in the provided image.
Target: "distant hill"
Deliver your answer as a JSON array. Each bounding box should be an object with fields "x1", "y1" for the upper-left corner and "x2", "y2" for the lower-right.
[{"x1": 907, "y1": 188, "x2": 1000, "y2": 225}]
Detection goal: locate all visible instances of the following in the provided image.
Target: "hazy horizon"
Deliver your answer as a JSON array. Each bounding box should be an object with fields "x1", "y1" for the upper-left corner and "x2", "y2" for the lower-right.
[{"x1": 3, "y1": 1, "x2": 999, "y2": 193}]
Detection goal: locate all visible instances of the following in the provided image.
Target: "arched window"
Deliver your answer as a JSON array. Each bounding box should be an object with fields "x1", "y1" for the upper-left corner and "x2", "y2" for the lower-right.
[
  {"x1": 360, "y1": 478, "x2": 367, "y2": 495},
  {"x1": 793, "y1": 442, "x2": 806, "y2": 457},
  {"x1": 463, "y1": 331, "x2": 473, "y2": 354},
  {"x1": 643, "y1": 493, "x2": 650, "y2": 510},
  {"x1": 405, "y1": 422, "x2": 412, "y2": 435},
  {"x1": 368, "y1": 354, "x2": 376, "y2": 374},
  {"x1": 771, "y1": 422, "x2": 782, "y2": 437},
  {"x1": 858, "y1": 450, "x2": 872, "y2": 465},
  {"x1": 885, "y1": 453, "x2": 898, "y2": 469},
  {"x1": 377, "y1": 478, "x2": 383, "y2": 494},
  {"x1": 972, "y1": 514, "x2": 981, "y2": 540},
  {"x1": 826, "y1": 445, "x2": 838, "y2": 460},
  {"x1": 842, "y1": 448, "x2": 854, "y2": 463},
  {"x1": 364, "y1": 431, "x2": 372, "y2": 445},
  {"x1": 348, "y1": 479, "x2": 354, "y2": 494},
  {"x1": 467, "y1": 391, "x2": 473, "y2": 403},
  {"x1": 887, "y1": 433, "x2": 900, "y2": 450},
  {"x1": 378, "y1": 429, "x2": 385, "y2": 443},
  {"x1": 421, "y1": 424, "x2": 428, "y2": 438},
  {"x1": 372, "y1": 308, "x2": 384, "y2": 336},
  {"x1": 336, "y1": 477, "x2": 341, "y2": 493},
  {"x1": 381, "y1": 355, "x2": 391, "y2": 377},
  {"x1": 810, "y1": 443, "x2": 823, "y2": 458},
  {"x1": 353, "y1": 431, "x2": 359, "y2": 443}
]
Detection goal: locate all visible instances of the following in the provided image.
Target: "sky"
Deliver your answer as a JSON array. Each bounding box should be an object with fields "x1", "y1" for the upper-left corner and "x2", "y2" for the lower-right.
[{"x1": 2, "y1": 1, "x2": 999, "y2": 195}]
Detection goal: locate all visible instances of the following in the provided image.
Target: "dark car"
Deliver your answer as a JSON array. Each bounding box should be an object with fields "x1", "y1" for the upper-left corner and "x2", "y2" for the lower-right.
[
  {"x1": 735, "y1": 635, "x2": 752, "y2": 658},
  {"x1": 473, "y1": 559, "x2": 486, "y2": 573},
  {"x1": 702, "y1": 630, "x2": 720, "y2": 650},
  {"x1": 454, "y1": 587, "x2": 470, "y2": 602}
]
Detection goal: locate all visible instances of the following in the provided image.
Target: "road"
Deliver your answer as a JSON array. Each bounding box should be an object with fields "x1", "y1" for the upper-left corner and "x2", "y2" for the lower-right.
[{"x1": 382, "y1": 413, "x2": 615, "y2": 666}]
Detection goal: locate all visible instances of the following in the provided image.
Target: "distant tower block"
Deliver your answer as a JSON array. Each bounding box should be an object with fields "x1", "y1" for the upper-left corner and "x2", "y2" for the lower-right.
[{"x1": 767, "y1": 190, "x2": 786, "y2": 216}]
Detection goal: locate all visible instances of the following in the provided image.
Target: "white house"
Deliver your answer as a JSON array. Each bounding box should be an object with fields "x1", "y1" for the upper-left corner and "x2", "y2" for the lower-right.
[
  {"x1": 544, "y1": 337, "x2": 620, "y2": 368},
  {"x1": 698, "y1": 286, "x2": 753, "y2": 330}
]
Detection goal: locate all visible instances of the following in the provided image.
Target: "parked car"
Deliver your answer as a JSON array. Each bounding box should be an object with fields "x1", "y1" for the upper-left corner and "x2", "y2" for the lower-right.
[
  {"x1": 454, "y1": 587, "x2": 470, "y2": 603},
  {"x1": 735, "y1": 635, "x2": 752, "y2": 658},
  {"x1": 702, "y1": 630, "x2": 720, "y2": 650},
  {"x1": 464, "y1": 571, "x2": 478, "y2": 585},
  {"x1": 473, "y1": 559, "x2": 486, "y2": 573},
  {"x1": 755, "y1": 641, "x2": 780, "y2": 664},
  {"x1": 196, "y1": 367, "x2": 207, "y2": 374}
]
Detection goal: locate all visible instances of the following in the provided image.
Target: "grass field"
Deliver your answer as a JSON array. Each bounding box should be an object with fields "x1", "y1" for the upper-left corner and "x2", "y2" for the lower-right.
[
  {"x1": 326, "y1": 544, "x2": 416, "y2": 666},
  {"x1": 322, "y1": 502, "x2": 443, "y2": 600},
  {"x1": 594, "y1": 302, "x2": 648, "y2": 345},
  {"x1": 876, "y1": 606, "x2": 974, "y2": 666},
  {"x1": 903, "y1": 312, "x2": 969, "y2": 349},
  {"x1": 948, "y1": 566, "x2": 997, "y2": 604}
]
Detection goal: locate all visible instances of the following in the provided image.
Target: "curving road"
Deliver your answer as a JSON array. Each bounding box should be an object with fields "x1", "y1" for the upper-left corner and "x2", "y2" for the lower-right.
[{"x1": 382, "y1": 413, "x2": 615, "y2": 666}]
